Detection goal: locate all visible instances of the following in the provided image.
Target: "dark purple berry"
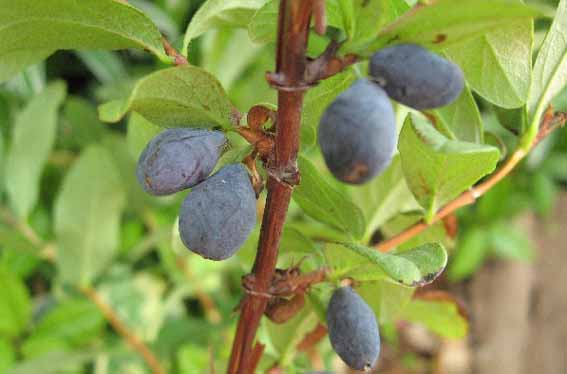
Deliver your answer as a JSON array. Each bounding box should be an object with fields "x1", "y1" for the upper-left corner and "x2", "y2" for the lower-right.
[
  {"x1": 178, "y1": 164, "x2": 256, "y2": 261},
  {"x1": 136, "y1": 128, "x2": 226, "y2": 196},
  {"x1": 369, "y1": 44, "x2": 464, "y2": 110},
  {"x1": 318, "y1": 79, "x2": 396, "y2": 184}
]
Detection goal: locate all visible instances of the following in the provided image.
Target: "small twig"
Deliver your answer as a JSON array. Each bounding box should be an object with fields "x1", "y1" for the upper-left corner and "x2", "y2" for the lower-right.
[
  {"x1": 304, "y1": 40, "x2": 359, "y2": 83},
  {"x1": 237, "y1": 127, "x2": 275, "y2": 160},
  {"x1": 161, "y1": 36, "x2": 188, "y2": 66},
  {"x1": 81, "y1": 286, "x2": 164, "y2": 374},
  {"x1": 376, "y1": 110, "x2": 567, "y2": 253},
  {"x1": 297, "y1": 323, "x2": 328, "y2": 352}
]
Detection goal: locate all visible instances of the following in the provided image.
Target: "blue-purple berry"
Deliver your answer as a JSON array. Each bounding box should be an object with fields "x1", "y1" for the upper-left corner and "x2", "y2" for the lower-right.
[
  {"x1": 136, "y1": 128, "x2": 226, "y2": 196},
  {"x1": 327, "y1": 286, "x2": 381, "y2": 370},
  {"x1": 178, "y1": 164, "x2": 257, "y2": 261},
  {"x1": 369, "y1": 44, "x2": 464, "y2": 110},
  {"x1": 318, "y1": 79, "x2": 396, "y2": 185}
]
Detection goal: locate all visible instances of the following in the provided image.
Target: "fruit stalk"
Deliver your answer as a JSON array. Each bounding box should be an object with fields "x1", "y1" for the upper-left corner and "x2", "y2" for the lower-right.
[{"x1": 227, "y1": 1, "x2": 313, "y2": 372}]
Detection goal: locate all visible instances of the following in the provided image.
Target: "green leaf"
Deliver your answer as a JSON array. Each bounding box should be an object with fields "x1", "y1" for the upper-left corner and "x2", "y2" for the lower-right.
[
  {"x1": 238, "y1": 225, "x2": 318, "y2": 267},
  {"x1": 445, "y1": 20, "x2": 533, "y2": 109},
  {"x1": 343, "y1": 0, "x2": 405, "y2": 52},
  {"x1": 334, "y1": 0, "x2": 353, "y2": 36},
  {"x1": 246, "y1": 0, "x2": 279, "y2": 44},
  {"x1": 0, "y1": 0, "x2": 167, "y2": 82},
  {"x1": 489, "y1": 222, "x2": 535, "y2": 261},
  {"x1": 432, "y1": 84, "x2": 483, "y2": 143},
  {"x1": 0, "y1": 266, "x2": 31, "y2": 338},
  {"x1": 0, "y1": 50, "x2": 52, "y2": 84},
  {"x1": 399, "y1": 298, "x2": 468, "y2": 338},
  {"x1": 0, "y1": 127, "x2": 4, "y2": 193},
  {"x1": 528, "y1": 0, "x2": 567, "y2": 125},
  {"x1": 293, "y1": 156, "x2": 366, "y2": 239},
  {"x1": 98, "y1": 66, "x2": 234, "y2": 128},
  {"x1": 126, "y1": 112, "x2": 161, "y2": 160},
  {"x1": 60, "y1": 96, "x2": 107, "y2": 149},
  {"x1": 21, "y1": 337, "x2": 71, "y2": 359},
  {"x1": 7, "y1": 350, "x2": 97, "y2": 374},
  {"x1": 54, "y1": 145, "x2": 126, "y2": 286},
  {"x1": 327, "y1": 242, "x2": 448, "y2": 287},
  {"x1": 28, "y1": 299, "x2": 104, "y2": 346},
  {"x1": 75, "y1": 51, "x2": 128, "y2": 84},
  {"x1": 5, "y1": 81, "x2": 67, "y2": 218},
  {"x1": 214, "y1": 143, "x2": 253, "y2": 173},
  {"x1": 357, "y1": 281, "x2": 414, "y2": 323},
  {"x1": 0, "y1": 233, "x2": 41, "y2": 279},
  {"x1": 381, "y1": 213, "x2": 447, "y2": 251},
  {"x1": 302, "y1": 69, "x2": 357, "y2": 146},
  {"x1": 399, "y1": 115, "x2": 500, "y2": 221},
  {"x1": 483, "y1": 131, "x2": 508, "y2": 160},
  {"x1": 265, "y1": 305, "x2": 319, "y2": 367},
  {"x1": 201, "y1": 28, "x2": 263, "y2": 90},
  {"x1": 494, "y1": 105, "x2": 528, "y2": 136},
  {"x1": 177, "y1": 344, "x2": 210, "y2": 373},
  {"x1": 183, "y1": 0, "x2": 268, "y2": 53},
  {"x1": 447, "y1": 228, "x2": 488, "y2": 281},
  {"x1": 366, "y1": 0, "x2": 540, "y2": 54},
  {"x1": 0, "y1": 338, "x2": 15, "y2": 373},
  {"x1": 99, "y1": 268, "x2": 166, "y2": 341},
  {"x1": 127, "y1": 0, "x2": 179, "y2": 39},
  {"x1": 92, "y1": 352, "x2": 147, "y2": 374},
  {"x1": 351, "y1": 156, "x2": 419, "y2": 243},
  {"x1": 3, "y1": 63, "x2": 46, "y2": 98},
  {"x1": 103, "y1": 134, "x2": 153, "y2": 214}
]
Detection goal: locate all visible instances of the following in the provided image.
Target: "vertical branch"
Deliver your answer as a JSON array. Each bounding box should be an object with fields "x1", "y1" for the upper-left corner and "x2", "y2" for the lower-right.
[{"x1": 227, "y1": 1, "x2": 313, "y2": 372}]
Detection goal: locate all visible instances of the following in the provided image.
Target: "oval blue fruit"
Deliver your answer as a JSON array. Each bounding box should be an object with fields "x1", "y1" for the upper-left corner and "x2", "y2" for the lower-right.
[
  {"x1": 318, "y1": 79, "x2": 396, "y2": 184},
  {"x1": 369, "y1": 44, "x2": 464, "y2": 110},
  {"x1": 137, "y1": 128, "x2": 226, "y2": 196},
  {"x1": 178, "y1": 164, "x2": 257, "y2": 261},
  {"x1": 327, "y1": 286, "x2": 381, "y2": 371}
]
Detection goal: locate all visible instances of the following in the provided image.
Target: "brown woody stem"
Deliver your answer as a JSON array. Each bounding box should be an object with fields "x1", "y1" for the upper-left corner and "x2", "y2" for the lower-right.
[
  {"x1": 161, "y1": 36, "x2": 188, "y2": 66},
  {"x1": 227, "y1": 1, "x2": 313, "y2": 372}
]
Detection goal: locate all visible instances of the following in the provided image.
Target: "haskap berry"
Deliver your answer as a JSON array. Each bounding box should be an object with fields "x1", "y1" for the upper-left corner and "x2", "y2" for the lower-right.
[
  {"x1": 318, "y1": 79, "x2": 397, "y2": 185},
  {"x1": 178, "y1": 163, "x2": 257, "y2": 261},
  {"x1": 327, "y1": 286, "x2": 381, "y2": 371},
  {"x1": 136, "y1": 128, "x2": 226, "y2": 196},
  {"x1": 369, "y1": 43, "x2": 464, "y2": 110}
]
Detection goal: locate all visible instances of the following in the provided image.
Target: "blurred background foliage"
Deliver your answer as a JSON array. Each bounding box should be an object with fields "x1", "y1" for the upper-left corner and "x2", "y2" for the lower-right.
[{"x1": 0, "y1": 0, "x2": 566, "y2": 373}]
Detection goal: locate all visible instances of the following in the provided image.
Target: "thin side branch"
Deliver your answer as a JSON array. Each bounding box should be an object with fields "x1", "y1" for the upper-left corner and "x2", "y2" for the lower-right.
[
  {"x1": 81, "y1": 286, "x2": 164, "y2": 374},
  {"x1": 161, "y1": 36, "x2": 188, "y2": 66},
  {"x1": 304, "y1": 40, "x2": 359, "y2": 83},
  {"x1": 376, "y1": 110, "x2": 566, "y2": 253}
]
